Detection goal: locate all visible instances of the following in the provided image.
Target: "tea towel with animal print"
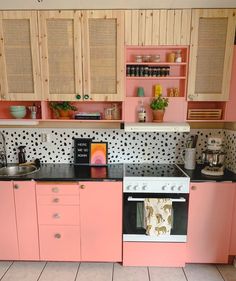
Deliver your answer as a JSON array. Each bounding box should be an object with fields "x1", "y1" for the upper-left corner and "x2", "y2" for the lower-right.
[{"x1": 144, "y1": 198, "x2": 172, "y2": 236}]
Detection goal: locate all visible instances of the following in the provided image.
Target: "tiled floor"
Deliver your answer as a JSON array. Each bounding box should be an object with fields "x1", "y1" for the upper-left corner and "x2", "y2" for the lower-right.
[{"x1": 0, "y1": 262, "x2": 235, "y2": 281}]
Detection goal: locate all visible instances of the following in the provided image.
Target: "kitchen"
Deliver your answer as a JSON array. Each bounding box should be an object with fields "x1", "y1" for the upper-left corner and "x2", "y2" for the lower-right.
[{"x1": 1, "y1": 0, "x2": 235, "y2": 280}]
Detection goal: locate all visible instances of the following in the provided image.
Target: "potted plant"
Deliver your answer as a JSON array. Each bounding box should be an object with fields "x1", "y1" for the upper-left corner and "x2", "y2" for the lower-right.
[
  {"x1": 150, "y1": 95, "x2": 169, "y2": 122},
  {"x1": 49, "y1": 102, "x2": 77, "y2": 119}
]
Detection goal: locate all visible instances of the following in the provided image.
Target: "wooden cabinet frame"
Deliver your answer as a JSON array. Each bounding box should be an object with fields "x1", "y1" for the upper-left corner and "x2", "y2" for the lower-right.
[
  {"x1": 39, "y1": 11, "x2": 83, "y2": 101},
  {"x1": 82, "y1": 10, "x2": 124, "y2": 101},
  {"x1": 0, "y1": 11, "x2": 41, "y2": 101},
  {"x1": 188, "y1": 9, "x2": 236, "y2": 101}
]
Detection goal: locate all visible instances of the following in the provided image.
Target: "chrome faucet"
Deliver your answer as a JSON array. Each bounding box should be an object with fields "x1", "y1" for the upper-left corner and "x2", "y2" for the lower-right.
[{"x1": 0, "y1": 131, "x2": 7, "y2": 167}]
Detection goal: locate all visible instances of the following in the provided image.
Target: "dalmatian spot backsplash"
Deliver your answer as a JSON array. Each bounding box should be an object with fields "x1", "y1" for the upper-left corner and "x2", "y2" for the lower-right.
[{"x1": 0, "y1": 128, "x2": 235, "y2": 173}]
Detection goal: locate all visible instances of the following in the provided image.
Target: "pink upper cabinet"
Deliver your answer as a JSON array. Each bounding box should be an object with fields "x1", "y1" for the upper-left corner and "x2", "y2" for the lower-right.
[
  {"x1": 80, "y1": 181, "x2": 122, "y2": 262},
  {"x1": 187, "y1": 182, "x2": 235, "y2": 263},
  {"x1": 14, "y1": 181, "x2": 39, "y2": 260},
  {"x1": 0, "y1": 181, "x2": 19, "y2": 260}
]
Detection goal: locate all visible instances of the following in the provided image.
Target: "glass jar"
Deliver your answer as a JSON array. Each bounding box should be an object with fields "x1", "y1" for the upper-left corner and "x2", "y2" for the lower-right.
[
  {"x1": 175, "y1": 50, "x2": 182, "y2": 63},
  {"x1": 142, "y1": 55, "x2": 151, "y2": 62},
  {"x1": 104, "y1": 108, "x2": 113, "y2": 120},
  {"x1": 152, "y1": 55, "x2": 161, "y2": 63},
  {"x1": 135, "y1": 55, "x2": 142, "y2": 63}
]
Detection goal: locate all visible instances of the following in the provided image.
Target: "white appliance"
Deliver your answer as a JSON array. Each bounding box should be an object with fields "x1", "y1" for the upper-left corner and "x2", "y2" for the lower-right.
[{"x1": 123, "y1": 164, "x2": 190, "y2": 242}]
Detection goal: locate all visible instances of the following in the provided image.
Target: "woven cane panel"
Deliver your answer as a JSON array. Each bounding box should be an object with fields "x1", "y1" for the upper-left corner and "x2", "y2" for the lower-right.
[
  {"x1": 195, "y1": 18, "x2": 227, "y2": 94},
  {"x1": 47, "y1": 19, "x2": 75, "y2": 94},
  {"x1": 3, "y1": 19, "x2": 34, "y2": 93},
  {"x1": 89, "y1": 19, "x2": 117, "y2": 95}
]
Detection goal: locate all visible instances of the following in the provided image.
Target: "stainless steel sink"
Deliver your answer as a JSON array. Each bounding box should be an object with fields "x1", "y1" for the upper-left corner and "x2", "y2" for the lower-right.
[{"x1": 0, "y1": 165, "x2": 39, "y2": 177}]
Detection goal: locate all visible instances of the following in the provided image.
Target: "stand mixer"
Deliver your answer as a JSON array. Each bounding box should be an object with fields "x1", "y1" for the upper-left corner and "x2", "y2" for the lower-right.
[{"x1": 201, "y1": 137, "x2": 226, "y2": 176}]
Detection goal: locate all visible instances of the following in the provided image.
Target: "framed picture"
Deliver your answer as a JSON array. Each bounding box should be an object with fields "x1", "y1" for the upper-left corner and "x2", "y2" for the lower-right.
[
  {"x1": 74, "y1": 138, "x2": 91, "y2": 164},
  {"x1": 90, "y1": 142, "x2": 108, "y2": 165}
]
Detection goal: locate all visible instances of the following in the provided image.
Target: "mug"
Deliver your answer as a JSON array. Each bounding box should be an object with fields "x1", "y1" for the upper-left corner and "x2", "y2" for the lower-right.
[
  {"x1": 137, "y1": 87, "x2": 145, "y2": 97},
  {"x1": 181, "y1": 148, "x2": 196, "y2": 170}
]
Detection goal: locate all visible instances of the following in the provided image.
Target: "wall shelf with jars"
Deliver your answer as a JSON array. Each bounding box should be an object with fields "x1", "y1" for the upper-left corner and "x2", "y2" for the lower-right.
[{"x1": 124, "y1": 46, "x2": 189, "y2": 123}]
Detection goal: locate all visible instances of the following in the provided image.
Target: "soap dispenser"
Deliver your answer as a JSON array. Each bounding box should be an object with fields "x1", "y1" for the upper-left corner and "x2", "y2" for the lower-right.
[{"x1": 18, "y1": 146, "x2": 26, "y2": 164}]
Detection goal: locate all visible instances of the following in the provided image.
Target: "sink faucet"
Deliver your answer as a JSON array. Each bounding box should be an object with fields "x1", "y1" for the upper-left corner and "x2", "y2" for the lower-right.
[{"x1": 0, "y1": 131, "x2": 7, "y2": 167}]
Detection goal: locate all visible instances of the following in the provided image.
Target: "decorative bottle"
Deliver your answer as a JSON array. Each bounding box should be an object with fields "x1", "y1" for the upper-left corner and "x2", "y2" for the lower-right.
[{"x1": 138, "y1": 100, "x2": 146, "y2": 122}]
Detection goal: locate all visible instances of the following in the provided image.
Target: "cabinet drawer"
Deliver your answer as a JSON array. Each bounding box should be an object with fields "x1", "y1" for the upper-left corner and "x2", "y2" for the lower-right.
[
  {"x1": 39, "y1": 225, "x2": 80, "y2": 261},
  {"x1": 37, "y1": 205, "x2": 79, "y2": 225},
  {"x1": 36, "y1": 183, "x2": 79, "y2": 195},
  {"x1": 37, "y1": 195, "x2": 79, "y2": 206}
]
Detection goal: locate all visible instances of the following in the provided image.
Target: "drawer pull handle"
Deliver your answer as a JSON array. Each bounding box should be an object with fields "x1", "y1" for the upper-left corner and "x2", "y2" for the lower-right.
[
  {"x1": 54, "y1": 233, "x2": 61, "y2": 239},
  {"x1": 52, "y1": 187, "x2": 59, "y2": 193},
  {"x1": 53, "y1": 198, "x2": 59, "y2": 203},
  {"x1": 14, "y1": 184, "x2": 19, "y2": 189},
  {"x1": 80, "y1": 184, "x2": 86, "y2": 189},
  {"x1": 53, "y1": 213, "x2": 60, "y2": 219},
  {"x1": 191, "y1": 186, "x2": 197, "y2": 190}
]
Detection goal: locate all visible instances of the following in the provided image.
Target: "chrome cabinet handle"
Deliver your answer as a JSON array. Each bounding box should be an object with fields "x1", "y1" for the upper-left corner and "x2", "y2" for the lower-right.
[
  {"x1": 53, "y1": 213, "x2": 60, "y2": 219},
  {"x1": 52, "y1": 187, "x2": 59, "y2": 193},
  {"x1": 53, "y1": 198, "x2": 59, "y2": 203},
  {"x1": 80, "y1": 184, "x2": 86, "y2": 189},
  {"x1": 14, "y1": 184, "x2": 19, "y2": 189},
  {"x1": 54, "y1": 233, "x2": 61, "y2": 239}
]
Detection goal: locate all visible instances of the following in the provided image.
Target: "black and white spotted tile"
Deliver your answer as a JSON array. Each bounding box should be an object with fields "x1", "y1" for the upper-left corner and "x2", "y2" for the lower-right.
[
  {"x1": 0, "y1": 128, "x2": 230, "y2": 166},
  {"x1": 224, "y1": 129, "x2": 236, "y2": 173}
]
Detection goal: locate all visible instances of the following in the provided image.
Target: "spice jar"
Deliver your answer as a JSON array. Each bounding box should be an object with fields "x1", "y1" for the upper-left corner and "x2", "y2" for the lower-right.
[
  {"x1": 167, "y1": 52, "x2": 175, "y2": 62},
  {"x1": 152, "y1": 55, "x2": 161, "y2": 62},
  {"x1": 135, "y1": 55, "x2": 142, "y2": 63},
  {"x1": 104, "y1": 108, "x2": 113, "y2": 120},
  {"x1": 175, "y1": 50, "x2": 182, "y2": 63},
  {"x1": 142, "y1": 55, "x2": 151, "y2": 62}
]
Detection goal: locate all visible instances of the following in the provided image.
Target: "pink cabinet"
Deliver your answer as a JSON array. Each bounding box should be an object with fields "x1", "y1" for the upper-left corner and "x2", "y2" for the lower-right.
[
  {"x1": 0, "y1": 181, "x2": 39, "y2": 260},
  {"x1": 230, "y1": 184, "x2": 236, "y2": 255},
  {"x1": 0, "y1": 181, "x2": 19, "y2": 260},
  {"x1": 80, "y1": 181, "x2": 122, "y2": 262},
  {"x1": 187, "y1": 182, "x2": 235, "y2": 263},
  {"x1": 13, "y1": 181, "x2": 39, "y2": 260},
  {"x1": 36, "y1": 182, "x2": 80, "y2": 261}
]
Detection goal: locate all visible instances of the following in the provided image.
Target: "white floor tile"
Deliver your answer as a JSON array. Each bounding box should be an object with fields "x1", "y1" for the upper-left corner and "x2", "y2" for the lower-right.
[
  {"x1": 217, "y1": 265, "x2": 236, "y2": 281},
  {"x1": 149, "y1": 267, "x2": 187, "y2": 281},
  {"x1": 113, "y1": 263, "x2": 149, "y2": 281},
  {"x1": 39, "y1": 262, "x2": 79, "y2": 281},
  {"x1": 184, "y1": 264, "x2": 224, "y2": 281},
  {"x1": 76, "y1": 263, "x2": 113, "y2": 281},
  {"x1": 0, "y1": 262, "x2": 12, "y2": 278},
  {"x1": 1, "y1": 261, "x2": 46, "y2": 281}
]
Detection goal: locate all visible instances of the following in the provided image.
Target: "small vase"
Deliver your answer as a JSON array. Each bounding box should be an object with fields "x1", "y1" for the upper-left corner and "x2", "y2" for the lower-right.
[
  {"x1": 152, "y1": 109, "x2": 165, "y2": 122},
  {"x1": 58, "y1": 109, "x2": 71, "y2": 119}
]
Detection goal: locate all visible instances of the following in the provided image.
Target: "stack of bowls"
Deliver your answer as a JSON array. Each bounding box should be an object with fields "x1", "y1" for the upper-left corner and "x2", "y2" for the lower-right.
[{"x1": 9, "y1": 106, "x2": 27, "y2": 119}]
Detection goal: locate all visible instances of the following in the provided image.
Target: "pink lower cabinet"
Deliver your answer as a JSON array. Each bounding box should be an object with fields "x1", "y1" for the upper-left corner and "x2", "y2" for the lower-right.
[
  {"x1": 79, "y1": 181, "x2": 122, "y2": 262},
  {"x1": 230, "y1": 184, "x2": 236, "y2": 255},
  {"x1": 39, "y1": 225, "x2": 80, "y2": 261},
  {"x1": 187, "y1": 182, "x2": 235, "y2": 263},
  {"x1": 123, "y1": 242, "x2": 186, "y2": 267},
  {"x1": 13, "y1": 181, "x2": 39, "y2": 260},
  {"x1": 36, "y1": 182, "x2": 80, "y2": 261},
  {"x1": 0, "y1": 181, "x2": 19, "y2": 260}
]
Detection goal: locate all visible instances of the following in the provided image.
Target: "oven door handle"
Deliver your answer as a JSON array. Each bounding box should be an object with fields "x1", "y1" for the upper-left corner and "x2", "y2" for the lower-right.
[{"x1": 127, "y1": 196, "x2": 186, "y2": 202}]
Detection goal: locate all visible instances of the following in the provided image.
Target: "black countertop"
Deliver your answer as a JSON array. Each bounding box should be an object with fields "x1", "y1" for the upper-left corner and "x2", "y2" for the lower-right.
[
  {"x1": 0, "y1": 164, "x2": 124, "y2": 181},
  {"x1": 0, "y1": 163, "x2": 236, "y2": 183},
  {"x1": 178, "y1": 164, "x2": 236, "y2": 182}
]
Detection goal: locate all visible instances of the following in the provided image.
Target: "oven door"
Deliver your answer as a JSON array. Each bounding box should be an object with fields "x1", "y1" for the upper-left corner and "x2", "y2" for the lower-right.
[{"x1": 123, "y1": 192, "x2": 189, "y2": 242}]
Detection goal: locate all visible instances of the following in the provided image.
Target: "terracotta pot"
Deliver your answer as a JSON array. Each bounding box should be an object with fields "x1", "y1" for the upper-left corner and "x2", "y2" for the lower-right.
[
  {"x1": 152, "y1": 109, "x2": 165, "y2": 122},
  {"x1": 58, "y1": 109, "x2": 71, "y2": 119}
]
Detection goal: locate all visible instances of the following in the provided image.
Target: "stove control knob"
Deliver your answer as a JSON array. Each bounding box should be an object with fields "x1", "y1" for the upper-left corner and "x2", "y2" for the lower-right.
[
  {"x1": 126, "y1": 185, "x2": 131, "y2": 191},
  {"x1": 162, "y1": 185, "x2": 167, "y2": 191},
  {"x1": 142, "y1": 185, "x2": 147, "y2": 191},
  {"x1": 171, "y1": 185, "x2": 176, "y2": 191},
  {"x1": 133, "y1": 185, "x2": 138, "y2": 190},
  {"x1": 178, "y1": 185, "x2": 183, "y2": 191}
]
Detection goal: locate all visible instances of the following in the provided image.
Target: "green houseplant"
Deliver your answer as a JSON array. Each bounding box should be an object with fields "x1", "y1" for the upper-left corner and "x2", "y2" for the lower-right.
[
  {"x1": 150, "y1": 95, "x2": 169, "y2": 122},
  {"x1": 49, "y1": 102, "x2": 77, "y2": 119}
]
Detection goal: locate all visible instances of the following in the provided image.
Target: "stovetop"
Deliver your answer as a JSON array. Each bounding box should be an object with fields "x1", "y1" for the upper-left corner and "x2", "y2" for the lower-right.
[{"x1": 124, "y1": 163, "x2": 188, "y2": 178}]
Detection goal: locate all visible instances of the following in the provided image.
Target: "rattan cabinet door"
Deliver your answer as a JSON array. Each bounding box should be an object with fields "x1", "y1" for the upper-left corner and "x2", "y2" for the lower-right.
[
  {"x1": 82, "y1": 10, "x2": 124, "y2": 102},
  {"x1": 0, "y1": 11, "x2": 41, "y2": 101},
  {"x1": 188, "y1": 9, "x2": 236, "y2": 102},
  {"x1": 39, "y1": 11, "x2": 83, "y2": 101}
]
